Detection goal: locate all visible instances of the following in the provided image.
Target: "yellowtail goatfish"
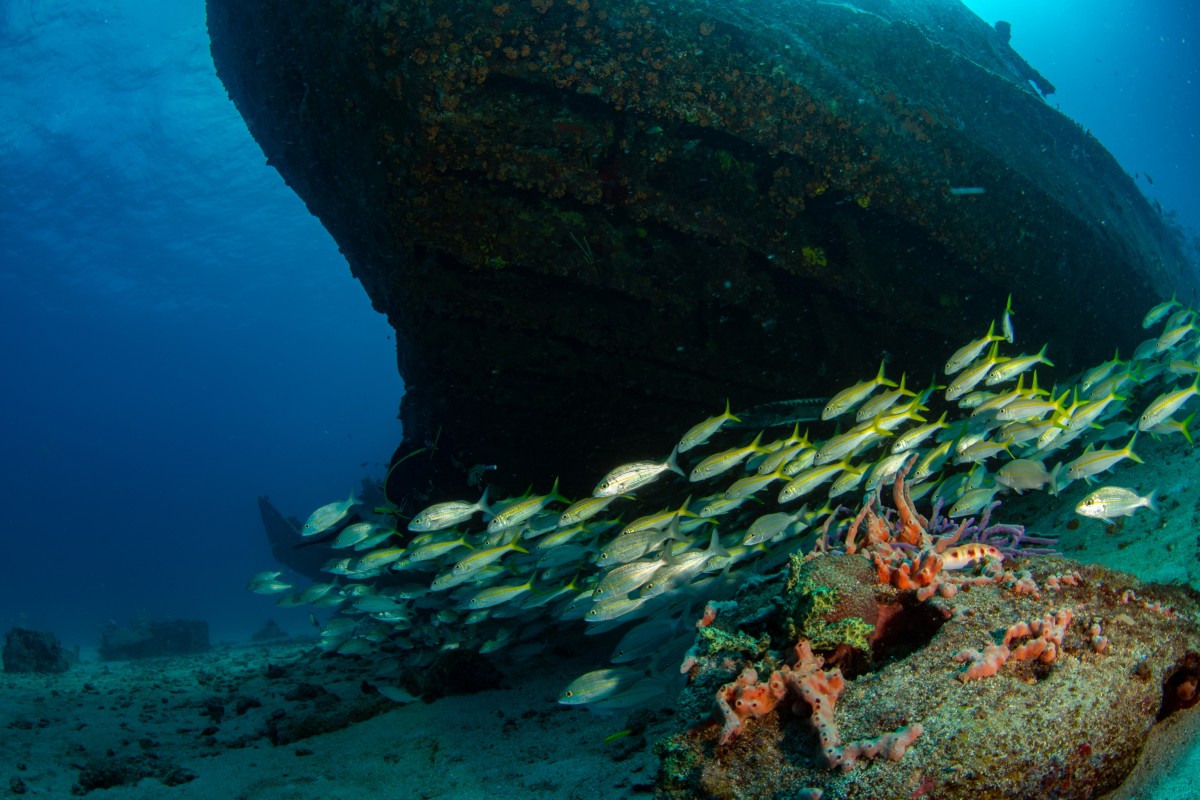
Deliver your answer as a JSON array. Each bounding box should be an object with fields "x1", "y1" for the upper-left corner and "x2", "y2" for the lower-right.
[
  {"x1": 1143, "y1": 295, "x2": 1181, "y2": 329},
  {"x1": 558, "y1": 494, "x2": 623, "y2": 527},
  {"x1": 945, "y1": 342, "x2": 1002, "y2": 401},
  {"x1": 355, "y1": 547, "x2": 407, "y2": 571},
  {"x1": 300, "y1": 493, "x2": 358, "y2": 536},
  {"x1": 1137, "y1": 377, "x2": 1200, "y2": 432},
  {"x1": 985, "y1": 344, "x2": 1053, "y2": 386},
  {"x1": 689, "y1": 433, "x2": 771, "y2": 481},
  {"x1": 461, "y1": 578, "x2": 535, "y2": 610},
  {"x1": 890, "y1": 411, "x2": 948, "y2": 454},
  {"x1": 677, "y1": 399, "x2": 739, "y2": 453},
  {"x1": 821, "y1": 361, "x2": 898, "y2": 420},
  {"x1": 451, "y1": 537, "x2": 527, "y2": 574},
  {"x1": 945, "y1": 321, "x2": 1005, "y2": 375},
  {"x1": 408, "y1": 488, "x2": 491, "y2": 532},
  {"x1": 594, "y1": 451, "x2": 684, "y2": 497},
  {"x1": 1075, "y1": 486, "x2": 1157, "y2": 522},
  {"x1": 1079, "y1": 352, "x2": 1123, "y2": 395},
  {"x1": 855, "y1": 373, "x2": 916, "y2": 421},
  {"x1": 487, "y1": 479, "x2": 568, "y2": 533},
  {"x1": 1156, "y1": 321, "x2": 1195, "y2": 354},
  {"x1": 1064, "y1": 435, "x2": 1143, "y2": 483}
]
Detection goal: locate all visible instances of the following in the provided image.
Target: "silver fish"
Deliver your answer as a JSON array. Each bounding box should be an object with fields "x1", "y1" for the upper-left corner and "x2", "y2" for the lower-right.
[
  {"x1": 301, "y1": 493, "x2": 358, "y2": 537},
  {"x1": 594, "y1": 451, "x2": 684, "y2": 497},
  {"x1": 557, "y1": 668, "x2": 642, "y2": 704},
  {"x1": 408, "y1": 488, "x2": 491, "y2": 532},
  {"x1": 1075, "y1": 486, "x2": 1156, "y2": 522}
]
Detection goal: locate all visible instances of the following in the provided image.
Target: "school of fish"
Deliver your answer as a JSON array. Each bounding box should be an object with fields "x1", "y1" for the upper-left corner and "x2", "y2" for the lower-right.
[{"x1": 249, "y1": 295, "x2": 1189, "y2": 710}]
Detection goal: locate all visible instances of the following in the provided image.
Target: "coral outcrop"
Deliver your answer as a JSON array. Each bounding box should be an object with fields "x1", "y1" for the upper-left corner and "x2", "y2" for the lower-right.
[
  {"x1": 656, "y1": 481, "x2": 1200, "y2": 800},
  {"x1": 2, "y1": 627, "x2": 72, "y2": 674}
]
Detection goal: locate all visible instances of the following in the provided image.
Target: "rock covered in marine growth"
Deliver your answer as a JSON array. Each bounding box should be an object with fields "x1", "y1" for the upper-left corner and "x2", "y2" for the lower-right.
[
  {"x1": 3, "y1": 627, "x2": 72, "y2": 674},
  {"x1": 656, "y1": 552, "x2": 1200, "y2": 800},
  {"x1": 206, "y1": 0, "x2": 1197, "y2": 499},
  {"x1": 98, "y1": 619, "x2": 210, "y2": 661}
]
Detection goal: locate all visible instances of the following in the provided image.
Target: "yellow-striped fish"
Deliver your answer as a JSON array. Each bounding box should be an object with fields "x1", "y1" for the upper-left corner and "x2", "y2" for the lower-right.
[
  {"x1": 822, "y1": 361, "x2": 899, "y2": 420},
  {"x1": 689, "y1": 433, "x2": 770, "y2": 482},
  {"x1": 1137, "y1": 377, "x2": 1200, "y2": 431},
  {"x1": 1064, "y1": 435, "x2": 1143, "y2": 483},
  {"x1": 487, "y1": 479, "x2": 568, "y2": 533},
  {"x1": 677, "y1": 399, "x2": 740, "y2": 453},
  {"x1": 1143, "y1": 295, "x2": 1181, "y2": 329},
  {"x1": 945, "y1": 321, "x2": 1004, "y2": 375},
  {"x1": 985, "y1": 344, "x2": 1053, "y2": 386}
]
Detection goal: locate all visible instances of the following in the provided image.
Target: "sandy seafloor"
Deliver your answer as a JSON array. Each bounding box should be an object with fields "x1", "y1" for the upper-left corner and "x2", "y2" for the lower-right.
[{"x1": 7, "y1": 432, "x2": 1200, "y2": 799}]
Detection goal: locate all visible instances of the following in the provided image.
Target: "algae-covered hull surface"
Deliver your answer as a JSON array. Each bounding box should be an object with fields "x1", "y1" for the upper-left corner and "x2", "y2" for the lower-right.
[{"x1": 206, "y1": 0, "x2": 1194, "y2": 495}]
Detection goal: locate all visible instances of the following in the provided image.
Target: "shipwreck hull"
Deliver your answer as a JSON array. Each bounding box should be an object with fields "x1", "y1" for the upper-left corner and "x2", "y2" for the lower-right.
[{"x1": 207, "y1": 0, "x2": 1195, "y2": 496}]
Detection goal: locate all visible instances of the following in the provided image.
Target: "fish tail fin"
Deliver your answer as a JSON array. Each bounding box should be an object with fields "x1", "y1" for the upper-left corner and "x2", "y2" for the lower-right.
[
  {"x1": 876, "y1": 360, "x2": 898, "y2": 388},
  {"x1": 1125, "y1": 433, "x2": 1144, "y2": 464},
  {"x1": 665, "y1": 446, "x2": 686, "y2": 478},
  {"x1": 549, "y1": 476, "x2": 571, "y2": 506},
  {"x1": 676, "y1": 495, "x2": 698, "y2": 519},
  {"x1": 1181, "y1": 413, "x2": 1195, "y2": 445},
  {"x1": 723, "y1": 398, "x2": 741, "y2": 424},
  {"x1": 705, "y1": 526, "x2": 730, "y2": 560},
  {"x1": 1146, "y1": 489, "x2": 1159, "y2": 514},
  {"x1": 1038, "y1": 343, "x2": 1054, "y2": 367}
]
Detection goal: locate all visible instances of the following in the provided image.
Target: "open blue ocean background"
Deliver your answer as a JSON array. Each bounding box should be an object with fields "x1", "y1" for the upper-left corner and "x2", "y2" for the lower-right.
[{"x1": 0, "y1": 0, "x2": 1196, "y2": 649}]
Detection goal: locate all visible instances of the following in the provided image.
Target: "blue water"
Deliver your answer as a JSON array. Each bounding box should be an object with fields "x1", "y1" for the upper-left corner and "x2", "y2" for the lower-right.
[
  {"x1": 0, "y1": 2, "x2": 402, "y2": 646},
  {"x1": 0, "y1": 0, "x2": 1194, "y2": 651},
  {"x1": 962, "y1": 0, "x2": 1199, "y2": 239}
]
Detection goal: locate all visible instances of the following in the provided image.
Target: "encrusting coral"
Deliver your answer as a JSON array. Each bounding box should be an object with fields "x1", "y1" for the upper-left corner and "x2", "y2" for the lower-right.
[{"x1": 656, "y1": 462, "x2": 1200, "y2": 800}]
